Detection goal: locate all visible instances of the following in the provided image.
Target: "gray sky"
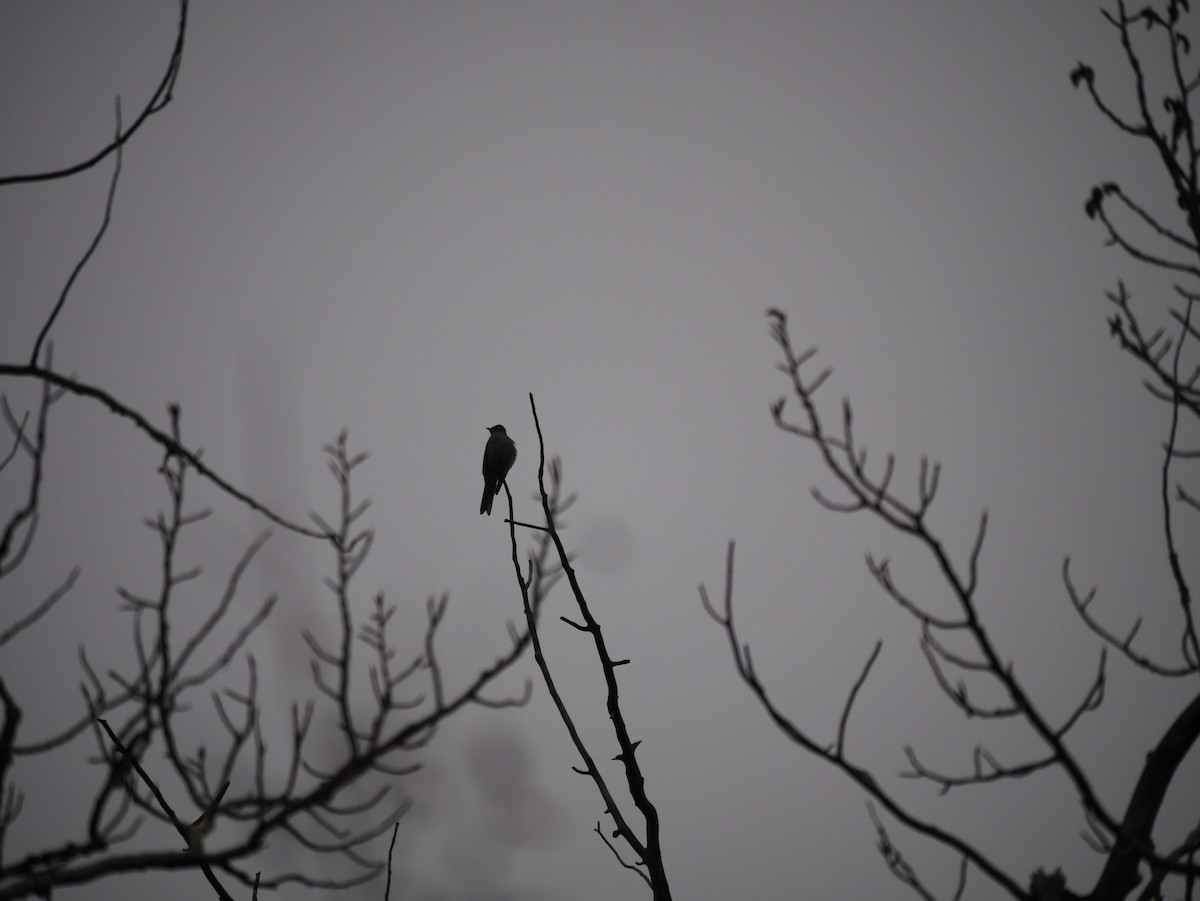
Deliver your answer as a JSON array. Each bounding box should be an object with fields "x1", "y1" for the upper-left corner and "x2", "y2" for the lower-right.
[{"x1": 2, "y1": 2, "x2": 1196, "y2": 899}]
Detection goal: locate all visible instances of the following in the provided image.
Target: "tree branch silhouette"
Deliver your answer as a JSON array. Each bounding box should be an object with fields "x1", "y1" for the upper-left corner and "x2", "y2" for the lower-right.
[
  {"x1": 508, "y1": 394, "x2": 672, "y2": 900},
  {"x1": 0, "y1": 1, "x2": 188, "y2": 188},
  {"x1": 0, "y1": 7, "x2": 538, "y2": 895}
]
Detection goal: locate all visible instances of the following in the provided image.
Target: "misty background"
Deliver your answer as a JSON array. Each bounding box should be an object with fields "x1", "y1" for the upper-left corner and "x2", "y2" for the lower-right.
[{"x1": 2, "y1": 2, "x2": 1196, "y2": 898}]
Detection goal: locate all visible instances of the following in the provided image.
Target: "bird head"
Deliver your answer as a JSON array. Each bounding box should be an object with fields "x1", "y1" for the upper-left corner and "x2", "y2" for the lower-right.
[{"x1": 487, "y1": 425, "x2": 507, "y2": 435}]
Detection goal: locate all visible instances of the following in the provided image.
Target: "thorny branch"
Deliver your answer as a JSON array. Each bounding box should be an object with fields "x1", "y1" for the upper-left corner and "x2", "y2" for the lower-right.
[{"x1": 507, "y1": 393, "x2": 672, "y2": 900}]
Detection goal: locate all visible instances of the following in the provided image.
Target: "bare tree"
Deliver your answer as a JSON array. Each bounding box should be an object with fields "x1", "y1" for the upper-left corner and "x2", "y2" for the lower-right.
[
  {"x1": 0, "y1": 4, "x2": 537, "y2": 897},
  {"x1": 701, "y1": 3, "x2": 1200, "y2": 900},
  {"x1": 16, "y1": 2, "x2": 1200, "y2": 900}
]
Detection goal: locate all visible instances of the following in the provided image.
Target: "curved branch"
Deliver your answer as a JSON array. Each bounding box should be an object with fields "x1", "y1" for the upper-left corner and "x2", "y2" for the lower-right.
[
  {"x1": 1090, "y1": 689, "x2": 1200, "y2": 898},
  {"x1": 0, "y1": 2, "x2": 188, "y2": 188},
  {"x1": 0, "y1": 365, "x2": 327, "y2": 540}
]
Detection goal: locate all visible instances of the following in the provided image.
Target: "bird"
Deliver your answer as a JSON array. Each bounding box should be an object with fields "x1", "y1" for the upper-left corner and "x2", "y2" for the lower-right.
[{"x1": 480, "y1": 425, "x2": 517, "y2": 515}]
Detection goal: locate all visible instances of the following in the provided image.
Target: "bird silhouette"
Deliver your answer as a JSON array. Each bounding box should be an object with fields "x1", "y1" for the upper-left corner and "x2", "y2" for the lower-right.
[{"x1": 480, "y1": 425, "x2": 517, "y2": 515}]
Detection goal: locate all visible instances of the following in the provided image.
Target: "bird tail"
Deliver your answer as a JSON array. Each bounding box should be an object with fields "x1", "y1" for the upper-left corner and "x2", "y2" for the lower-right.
[{"x1": 480, "y1": 482, "x2": 493, "y2": 515}]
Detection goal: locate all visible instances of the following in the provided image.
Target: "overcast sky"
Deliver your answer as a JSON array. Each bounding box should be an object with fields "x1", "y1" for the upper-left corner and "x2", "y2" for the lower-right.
[{"x1": 3, "y1": 2, "x2": 1198, "y2": 899}]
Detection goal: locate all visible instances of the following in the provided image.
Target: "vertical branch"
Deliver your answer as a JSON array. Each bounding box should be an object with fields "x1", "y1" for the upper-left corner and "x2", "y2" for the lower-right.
[
  {"x1": 0, "y1": 369, "x2": 58, "y2": 577},
  {"x1": 1162, "y1": 296, "x2": 1200, "y2": 665},
  {"x1": 0, "y1": 679, "x2": 21, "y2": 868},
  {"x1": 304, "y1": 433, "x2": 373, "y2": 757},
  {"x1": 519, "y1": 393, "x2": 672, "y2": 900},
  {"x1": 510, "y1": 471, "x2": 646, "y2": 882}
]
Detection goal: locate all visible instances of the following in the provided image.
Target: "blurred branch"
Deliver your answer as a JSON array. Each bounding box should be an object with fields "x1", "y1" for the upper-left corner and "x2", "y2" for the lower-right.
[
  {"x1": 0, "y1": 368, "x2": 329, "y2": 540},
  {"x1": 0, "y1": 424, "x2": 537, "y2": 898},
  {"x1": 0, "y1": 369, "x2": 63, "y2": 577},
  {"x1": 30, "y1": 98, "x2": 125, "y2": 367},
  {"x1": 97, "y1": 719, "x2": 235, "y2": 901},
  {"x1": 0, "y1": 567, "x2": 80, "y2": 649},
  {"x1": 1076, "y1": 1, "x2": 1200, "y2": 675},
  {"x1": 1070, "y1": 11, "x2": 1200, "y2": 894},
  {"x1": 868, "y1": 802, "x2": 968, "y2": 901},
  {"x1": 0, "y1": 680, "x2": 21, "y2": 868},
  {"x1": 1063, "y1": 558, "x2": 1196, "y2": 677}
]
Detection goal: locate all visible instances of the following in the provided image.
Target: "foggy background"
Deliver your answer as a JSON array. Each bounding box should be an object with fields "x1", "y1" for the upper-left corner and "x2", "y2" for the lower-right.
[{"x1": 2, "y1": 2, "x2": 1196, "y2": 898}]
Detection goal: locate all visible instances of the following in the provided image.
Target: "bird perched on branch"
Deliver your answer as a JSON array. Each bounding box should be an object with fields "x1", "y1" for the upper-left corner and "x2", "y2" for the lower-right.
[{"x1": 480, "y1": 425, "x2": 517, "y2": 515}]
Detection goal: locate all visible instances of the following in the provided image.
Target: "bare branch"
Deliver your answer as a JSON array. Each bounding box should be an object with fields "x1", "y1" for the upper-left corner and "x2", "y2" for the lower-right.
[
  {"x1": 0, "y1": 367, "x2": 329, "y2": 539},
  {"x1": 0, "y1": 2, "x2": 188, "y2": 188},
  {"x1": 517, "y1": 393, "x2": 672, "y2": 898},
  {"x1": 29, "y1": 100, "x2": 125, "y2": 366}
]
